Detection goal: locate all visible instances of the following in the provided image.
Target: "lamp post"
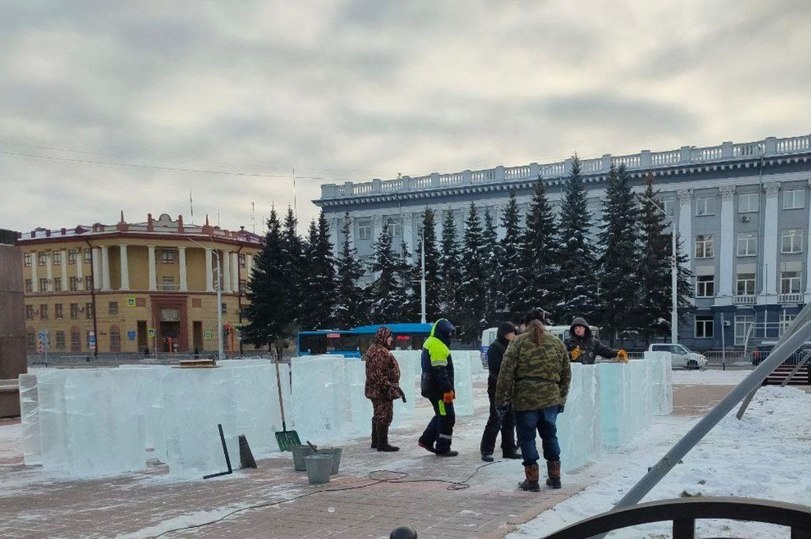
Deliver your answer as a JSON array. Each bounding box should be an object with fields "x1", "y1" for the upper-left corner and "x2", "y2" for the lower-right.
[
  {"x1": 420, "y1": 226, "x2": 426, "y2": 324},
  {"x1": 642, "y1": 195, "x2": 679, "y2": 345},
  {"x1": 187, "y1": 237, "x2": 224, "y2": 361}
]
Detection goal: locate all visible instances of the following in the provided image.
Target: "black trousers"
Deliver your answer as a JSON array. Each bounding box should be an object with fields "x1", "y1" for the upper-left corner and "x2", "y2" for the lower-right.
[
  {"x1": 479, "y1": 376, "x2": 517, "y2": 455},
  {"x1": 419, "y1": 397, "x2": 456, "y2": 453}
]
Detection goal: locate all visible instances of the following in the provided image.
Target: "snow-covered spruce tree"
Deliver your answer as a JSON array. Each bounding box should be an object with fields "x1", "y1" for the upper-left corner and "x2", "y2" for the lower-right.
[
  {"x1": 281, "y1": 207, "x2": 305, "y2": 331},
  {"x1": 495, "y1": 192, "x2": 524, "y2": 321},
  {"x1": 439, "y1": 210, "x2": 462, "y2": 323},
  {"x1": 300, "y1": 212, "x2": 336, "y2": 330},
  {"x1": 481, "y1": 207, "x2": 499, "y2": 325},
  {"x1": 414, "y1": 208, "x2": 443, "y2": 322},
  {"x1": 368, "y1": 224, "x2": 406, "y2": 323},
  {"x1": 243, "y1": 208, "x2": 294, "y2": 359},
  {"x1": 398, "y1": 240, "x2": 419, "y2": 322},
  {"x1": 597, "y1": 164, "x2": 641, "y2": 346},
  {"x1": 334, "y1": 212, "x2": 366, "y2": 328},
  {"x1": 457, "y1": 202, "x2": 488, "y2": 343},
  {"x1": 556, "y1": 155, "x2": 600, "y2": 324},
  {"x1": 520, "y1": 180, "x2": 559, "y2": 321}
]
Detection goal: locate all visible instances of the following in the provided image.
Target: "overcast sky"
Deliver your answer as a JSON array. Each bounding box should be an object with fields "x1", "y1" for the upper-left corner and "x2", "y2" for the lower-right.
[{"x1": 1, "y1": 0, "x2": 809, "y2": 235}]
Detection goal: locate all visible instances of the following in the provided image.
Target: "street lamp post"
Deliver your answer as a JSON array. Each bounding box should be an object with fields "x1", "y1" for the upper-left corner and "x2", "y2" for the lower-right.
[
  {"x1": 187, "y1": 237, "x2": 224, "y2": 361},
  {"x1": 643, "y1": 195, "x2": 679, "y2": 345}
]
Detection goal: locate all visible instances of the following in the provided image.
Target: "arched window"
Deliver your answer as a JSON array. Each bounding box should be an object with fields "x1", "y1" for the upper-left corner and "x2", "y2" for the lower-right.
[{"x1": 109, "y1": 325, "x2": 121, "y2": 353}]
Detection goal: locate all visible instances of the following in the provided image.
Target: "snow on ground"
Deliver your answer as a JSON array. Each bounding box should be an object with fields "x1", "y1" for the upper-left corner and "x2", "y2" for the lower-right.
[
  {"x1": 671, "y1": 369, "x2": 751, "y2": 386},
  {"x1": 509, "y1": 384, "x2": 811, "y2": 538}
]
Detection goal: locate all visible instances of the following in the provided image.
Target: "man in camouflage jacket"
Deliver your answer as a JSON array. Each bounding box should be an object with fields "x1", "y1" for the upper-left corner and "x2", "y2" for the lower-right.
[
  {"x1": 496, "y1": 310, "x2": 571, "y2": 491},
  {"x1": 364, "y1": 326, "x2": 403, "y2": 452}
]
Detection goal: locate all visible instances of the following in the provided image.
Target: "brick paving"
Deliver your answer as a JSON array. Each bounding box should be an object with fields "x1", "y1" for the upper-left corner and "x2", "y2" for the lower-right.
[{"x1": 0, "y1": 382, "x2": 734, "y2": 539}]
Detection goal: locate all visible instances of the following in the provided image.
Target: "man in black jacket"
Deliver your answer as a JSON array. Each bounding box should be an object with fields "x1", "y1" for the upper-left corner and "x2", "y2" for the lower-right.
[
  {"x1": 564, "y1": 317, "x2": 627, "y2": 364},
  {"x1": 479, "y1": 322, "x2": 521, "y2": 462},
  {"x1": 418, "y1": 318, "x2": 459, "y2": 457}
]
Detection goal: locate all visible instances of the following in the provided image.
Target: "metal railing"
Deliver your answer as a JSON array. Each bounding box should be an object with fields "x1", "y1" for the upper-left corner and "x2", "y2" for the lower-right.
[{"x1": 542, "y1": 497, "x2": 811, "y2": 538}]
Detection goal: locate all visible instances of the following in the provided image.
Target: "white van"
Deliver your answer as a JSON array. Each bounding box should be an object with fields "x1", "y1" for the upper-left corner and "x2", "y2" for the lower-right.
[{"x1": 647, "y1": 343, "x2": 708, "y2": 369}]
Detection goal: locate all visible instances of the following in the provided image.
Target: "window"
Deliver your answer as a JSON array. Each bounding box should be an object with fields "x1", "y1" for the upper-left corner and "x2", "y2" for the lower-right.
[
  {"x1": 39, "y1": 278, "x2": 49, "y2": 293},
  {"x1": 40, "y1": 304, "x2": 48, "y2": 320},
  {"x1": 779, "y1": 312, "x2": 796, "y2": 336},
  {"x1": 109, "y1": 301, "x2": 118, "y2": 315},
  {"x1": 52, "y1": 252, "x2": 62, "y2": 266},
  {"x1": 25, "y1": 279, "x2": 33, "y2": 294},
  {"x1": 238, "y1": 253, "x2": 246, "y2": 267},
  {"x1": 738, "y1": 193, "x2": 759, "y2": 213},
  {"x1": 37, "y1": 252, "x2": 47, "y2": 266},
  {"x1": 55, "y1": 331, "x2": 66, "y2": 349},
  {"x1": 70, "y1": 303, "x2": 79, "y2": 319},
  {"x1": 736, "y1": 273, "x2": 756, "y2": 296},
  {"x1": 85, "y1": 276, "x2": 93, "y2": 291},
  {"x1": 781, "y1": 229, "x2": 803, "y2": 254},
  {"x1": 695, "y1": 197, "x2": 715, "y2": 216},
  {"x1": 136, "y1": 297, "x2": 146, "y2": 307},
  {"x1": 781, "y1": 271, "x2": 801, "y2": 294},
  {"x1": 384, "y1": 217, "x2": 402, "y2": 238},
  {"x1": 109, "y1": 326, "x2": 121, "y2": 353},
  {"x1": 53, "y1": 277, "x2": 62, "y2": 292},
  {"x1": 662, "y1": 198, "x2": 675, "y2": 216},
  {"x1": 69, "y1": 277, "x2": 79, "y2": 291},
  {"x1": 161, "y1": 276, "x2": 176, "y2": 290},
  {"x1": 221, "y1": 302, "x2": 227, "y2": 314},
  {"x1": 695, "y1": 235, "x2": 714, "y2": 258},
  {"x1": 85, "y1": 302, "x2": 94, "y2": 319},
  {"x1": 84, "y1": 249, "x2": 92, "y2": 263},
  {"x1": 357, "y1": 218, "x2": 372, "y2": 241},
  {"x1": 734, "y1": 315, "x2": 754, "y2": 346},
  {"x1": 736, "y1": 233, "x2": 757, "y2": 257},
  {"x1": 25, "y1": 305, "x2": 34, "y2": 320},
  {"x1": 27, "y1": 331, "x2": 35, "y2": 351},
  {"x1": 55, "y1": 304, "x2": 63, "y2": 319},
  {"x1": 68, "y1": 249, "x2": 77, "y2": 265},
  {"x1": 695, "y1": 316, "x2": 714, "y2": 338},
  {"x1": 161, "y1": 249, "x2": 176, "y2": 264},
  {"x1": 696, "y1": 275, "x2": 715, "y2": 297},
  {"x1": 24, "y1": 253, "x2": 31, "y2": 267},
  {"x1": 71, "y1": 330, "x2": 81, "y2": 352},
  {"x1": 783, "y1": 189, "x2": 804, "y2": 210}
]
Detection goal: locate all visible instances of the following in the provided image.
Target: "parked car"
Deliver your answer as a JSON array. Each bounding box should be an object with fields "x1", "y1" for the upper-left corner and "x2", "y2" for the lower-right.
[{"x1": 647, "y1": 343, "x2": 708, "y2": 369}]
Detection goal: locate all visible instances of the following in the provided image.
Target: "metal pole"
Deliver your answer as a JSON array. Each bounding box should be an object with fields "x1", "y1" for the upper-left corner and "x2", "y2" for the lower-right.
[
  {"x1": 670, "y1": 223, "x2": 678, "y2": 344},
  {"x1": 613, "y1": 319, "x2": 811, "y2": 511},
  {"x1": 420, "y1": 227, "x2": 426, "y2": 324},
  {"x1": 721, "y1": 312, "x2": 726, "y2": 370},
  {"x1": 215, "y1": 250, "x2": 224, "y2": 362}
]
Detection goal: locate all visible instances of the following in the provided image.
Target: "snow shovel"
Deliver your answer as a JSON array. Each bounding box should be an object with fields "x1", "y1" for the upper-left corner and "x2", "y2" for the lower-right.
[{"x1": 274, "y1": 359, "x2": 300, "y2": 451}]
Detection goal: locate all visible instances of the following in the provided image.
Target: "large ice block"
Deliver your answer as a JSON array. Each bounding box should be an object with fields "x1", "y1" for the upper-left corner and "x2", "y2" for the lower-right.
[
  {"x1": 558, "y1": 364, "x2": 600, "y2": 472},
  {"x1": 450, "y1": 351, "x2": 474, "y2": 416},
  {"x1": 347, "y1": 358, "x2": 373, "y2": 436},
  {"x1": 644, "y1": 351, "x2": 673, "y2": 415},
  {"x1": 598, "y1": 363, "x2": 633, "y2": 448},
  {"x1": 19, "y1": 373, "x2": 41, "y2": 465},
  {"x1": 628, "y1": 360, "x2": 652, "y2": 433},
  {"x1": 118, "y1": 365, "x2": 169, "y2": 461},
  {"x1": 291, "y1": 355, "x2": 352, "y2": 444},
  {"x1": 392, "y1": 350, "x2": 422, "y2": 386},
  {"x1": 228, "y1": 363, "x2": 279, "y2": 454},
  {"x1": 37, "y1": 369, "x2": 69, "y2": 471}
]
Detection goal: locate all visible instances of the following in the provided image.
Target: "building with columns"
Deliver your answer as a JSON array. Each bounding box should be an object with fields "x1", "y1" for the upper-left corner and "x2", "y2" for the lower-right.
[
  {"x1": 17, "y1": 213, "x2": 263, "y2": 356},
  {"x1": 315, "y1": 133, "x2": 811, "y2": 352}
]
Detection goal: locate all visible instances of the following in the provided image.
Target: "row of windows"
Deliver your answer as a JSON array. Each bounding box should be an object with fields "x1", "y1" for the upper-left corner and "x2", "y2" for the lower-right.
[
  {"x1": 25, "y1": 302, "x2": 95, "y2": 320},
  {"x1": 696, "y1": 230, "x2": 805, "y2": 259},
  {"x1": 693, "y1": 189, "x2": 805, "y2": 216},
  {"x1": 696, "y1": 313, "x2": 796, "y2": 343},
  {"x1": 27, "y1": 327, "x2": 121, "y2": 353},
  {"x1": 694, "y1": 271, "x2": 801, "y2": 298},
  {"x1": 24, "y1": 249, "x2": 92, "y2": 267},
  {"x1": 25, "y1": 276, "x2": 93, "y2": 293}
]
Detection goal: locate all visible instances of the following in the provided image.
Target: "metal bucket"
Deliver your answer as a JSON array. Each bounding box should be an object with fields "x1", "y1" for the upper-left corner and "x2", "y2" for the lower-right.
[
  {"x1": 304, "y1": 454, "x2": 333, "y2": 485},
  {"x1": 320, "y1": 447, "x2": 343, "y2": 474},
  {"x1": 292, "y1": 445, "x2": 315, "y2": 471}
]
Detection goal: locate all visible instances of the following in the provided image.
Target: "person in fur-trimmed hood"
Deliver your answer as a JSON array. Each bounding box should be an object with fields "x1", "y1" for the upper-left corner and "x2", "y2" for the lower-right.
[
  {"x1": 364, "y1": 326, "x2": 403, "y2": 452},
  {"x1": 564, "y1": 317, "x2": 628, "y2": 364}
]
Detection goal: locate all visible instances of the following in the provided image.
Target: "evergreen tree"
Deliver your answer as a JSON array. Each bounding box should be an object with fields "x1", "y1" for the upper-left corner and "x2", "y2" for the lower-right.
[
  {"x1": 334, "y1": 212, "x2": 365, "y2": 328},
  {"x1": 556, "y1": 155, "x2": 600, "y2": 324},
  {"x1": 281, "y1": 207, "x2": 305, "y2": 330},
  {"x1": 637, "y1": 175, "x2": 694, "y2": 341},
  {"x1": 520, "y1": 180, "x2": 559, "y2": 320},
  {"x1": 597, "y1": 164, "x2": 641, "y2": 346},
  {"x1": 457, "y1": 203, "x2": 488, "y2": 343},
  {"x1": 398, "y1": 240, "x2": 419, "y2": 322},
  {"x1": 481, "y1": 207, "x2": 499, "y2": 325},
  {"x1": 439, "y1": 210, "x2": 462, "y2": 321},
  {"x1": 300, "y1": 212, "x2": 336, "y2": 330},
  {"x1": 243, "y1": 208, "x2": 293, "y2": 359},
  {"x1": 414, "y1": 208, "x2": 442, "y2": 322},
  {"x1": 368, "y1": 224, "x2": 406, "y2": 322},
  {"x1": 493, "y1": 193, "x2": 523, "y2": 320}
]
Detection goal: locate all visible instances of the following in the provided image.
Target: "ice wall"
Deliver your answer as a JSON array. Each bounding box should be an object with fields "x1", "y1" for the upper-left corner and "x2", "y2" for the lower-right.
[
  {"x1": 291, "y1": 355, "x2": 352, "y2": 444},
  {"x1": 451, "y1": 351, "x2": 475, "y2": 416},
  {"x1": 557, "y1": 364, "x2": 600, "y2": 471},
  {"x1": 19, "y1": 373, "x2": 41, "y2": 465}
]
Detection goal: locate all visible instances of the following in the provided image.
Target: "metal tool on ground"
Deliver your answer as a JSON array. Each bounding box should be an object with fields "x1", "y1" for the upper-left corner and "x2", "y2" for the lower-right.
[
  {"x1": 203, "y1": 424, "x2": 233, "y2": 479},
  {"x1": 238, "y1": 434, "x2": 257, "y2": 469},
  {"x1": 274, "y1": 359, "x2": 300, "y2": 451}
]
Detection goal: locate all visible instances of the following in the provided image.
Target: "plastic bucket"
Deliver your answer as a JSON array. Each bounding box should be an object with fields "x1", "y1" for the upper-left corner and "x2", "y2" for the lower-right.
[
  {"x1": 320, "y1": 447, "x2": 343, "y2": 474},
  {"x1": 304, "y1": 454, "x2": 333, "y2": 485},
  {"x1": 292, "y1": 445, "x2": 315, "y2": 471}
]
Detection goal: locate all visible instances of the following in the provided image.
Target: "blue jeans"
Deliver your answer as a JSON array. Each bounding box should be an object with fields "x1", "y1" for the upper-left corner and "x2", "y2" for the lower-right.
[{"x1": 515, "y1": 407, "x2": 560, "y2": 466}]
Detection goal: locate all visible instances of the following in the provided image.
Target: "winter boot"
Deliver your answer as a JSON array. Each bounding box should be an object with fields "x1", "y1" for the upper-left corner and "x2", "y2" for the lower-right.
[
  {"x1": 436, "y1": 450, "x2": 459, "y2": 457},
  {"x1": 371, "y1": 419, "x2": 378, "y2": 450},
  {"x1": 502, "y1": 448, "x2": 522, "y2": 459},
  {"x1": 376, "y1": 424, "x2": 399, "y2": 452},
  {"x1": 481, "y1": 453, "x2": 494, "y2": 462},
  {"x1": 519, "y1": 463, "x2": 540, "y2": 492},
  {"x1": 546, "y1": 460, "x2": 562, "y2": 489}
]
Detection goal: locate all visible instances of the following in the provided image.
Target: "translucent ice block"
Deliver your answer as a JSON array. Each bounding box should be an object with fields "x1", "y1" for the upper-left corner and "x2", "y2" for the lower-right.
[{"x1": 19, "y1": 373, "x2": 41, "y2": 466}]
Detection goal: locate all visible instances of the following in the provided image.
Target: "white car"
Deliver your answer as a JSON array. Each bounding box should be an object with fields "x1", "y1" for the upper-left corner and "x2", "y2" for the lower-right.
[{"x1": 647, "y1": 343, "x2": 708, "y2": 369}]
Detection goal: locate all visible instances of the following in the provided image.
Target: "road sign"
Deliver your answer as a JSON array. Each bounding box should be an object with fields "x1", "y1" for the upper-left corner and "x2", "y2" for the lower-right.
[
  {"x1": 88, "y1": 330, "x2": 96, "y2": 349},
  {"x1": 148, "y1": 328, "x2": 155, "y2": 337},
  {"x1": 127, "y1": 330, "x2": 136, "y2": 341},
  {"x1": 204, "y1": 330, "x2": 213, "y2": 341},
  {"x1": 127, "y1": 297, "x2": 136, "y2": 307}
]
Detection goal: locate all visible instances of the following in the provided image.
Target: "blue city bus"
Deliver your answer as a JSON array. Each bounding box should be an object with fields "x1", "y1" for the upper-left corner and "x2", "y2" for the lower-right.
[{"x1": 297, "y1": 323, "x2": 433, "y2": 358}]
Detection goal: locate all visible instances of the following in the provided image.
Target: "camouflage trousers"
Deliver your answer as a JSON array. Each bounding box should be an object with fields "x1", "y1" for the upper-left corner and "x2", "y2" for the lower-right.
[{"x1": 370, "y1": 398, "x2": 394, "y2": 427}]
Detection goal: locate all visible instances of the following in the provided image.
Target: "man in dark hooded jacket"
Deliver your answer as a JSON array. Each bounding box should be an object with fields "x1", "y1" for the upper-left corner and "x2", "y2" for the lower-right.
[
  {"x1": 418, "y1": 318, "x2": 458, "y2": 457},
  {"x1": 564, "y1": 317, "x2": 627, "y2": 364},
  {"x1": 479, "y1": 322, "x2": 521, "y2": 461}
]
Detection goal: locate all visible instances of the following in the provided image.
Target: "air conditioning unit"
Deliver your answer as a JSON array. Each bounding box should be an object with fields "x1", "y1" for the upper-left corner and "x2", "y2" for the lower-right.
[{"x1": 740, "y1": 215, "x2": 751, "y2": 223}]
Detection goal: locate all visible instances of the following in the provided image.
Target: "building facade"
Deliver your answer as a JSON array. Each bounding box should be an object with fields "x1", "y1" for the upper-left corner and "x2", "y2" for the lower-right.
[
  {"x1": 315, "y1": 134, "x2": 811, "y2": 352},
  {"x1": 17, "y1": 213, "x2": 263, "y2": 357}
]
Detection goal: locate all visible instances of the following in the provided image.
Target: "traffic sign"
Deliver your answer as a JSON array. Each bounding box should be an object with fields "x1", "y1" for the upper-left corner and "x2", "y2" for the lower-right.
[
  {"x1": 148, "y1": 328, "x2": 155, "y2": 337},
  {"x1": 88, "y1": 330, "x2": 96, "y2": 348},
  {"x1": 127, "y1": 330, "x2": 136, "y2": 341},
  {"x1": 127, "y1": 297, "x2": 136, "y2": 307},
  {"x1": 204, "y1": 330, "x2": 213, "y2": 340}
]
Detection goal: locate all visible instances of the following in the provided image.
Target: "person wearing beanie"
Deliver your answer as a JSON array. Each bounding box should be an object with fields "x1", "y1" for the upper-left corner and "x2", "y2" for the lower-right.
[
  {"x1": 496, "y1": 309, "x2": 570, "y2": 491},
  {"x1": 364, "y1": 326, "x2": 404, "y2": 452},
  {"x1": 565, "y1": 316, "x2": 627, "y2": 364},
  {"x1": 479, "y1": 321, "x2": 521, "y2": 462},
  {"x1": 418, "y1": 318, "x2": 459, "y2": 457}
]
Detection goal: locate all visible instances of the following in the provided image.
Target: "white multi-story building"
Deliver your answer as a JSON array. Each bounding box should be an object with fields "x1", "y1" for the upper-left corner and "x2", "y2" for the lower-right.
[{"x1": 315, "y1": 134, "x2": 811, "y2": 352}]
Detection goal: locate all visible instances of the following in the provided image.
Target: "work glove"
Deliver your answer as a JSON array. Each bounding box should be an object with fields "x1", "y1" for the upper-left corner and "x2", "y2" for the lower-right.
[
  {"x1": 442, "y1": 391, "x2": 455, "y2": 404},
  {"x1": 570, "y1": 346, "x2": 582, "y2": 361},
  {"x1": 495, "y1": 404, "x2": 509, "y2": 422},
  {"x1": 557, "y1": 404, "x2": 565, "y2": 414},
  {"x1": 616, "y1": 349, "x2": 629, "y2": 363}
]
